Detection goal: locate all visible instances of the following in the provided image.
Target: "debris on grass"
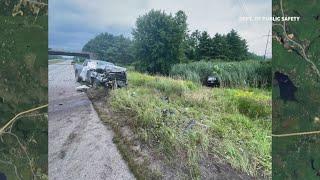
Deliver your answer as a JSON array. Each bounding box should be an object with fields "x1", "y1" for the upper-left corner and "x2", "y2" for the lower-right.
[
  {"x1": 76, "y1": 85, "x2": 91, "y2": 92},
  {"x1": 90, "y1": 71, "x2": 271, "y2": 179}
]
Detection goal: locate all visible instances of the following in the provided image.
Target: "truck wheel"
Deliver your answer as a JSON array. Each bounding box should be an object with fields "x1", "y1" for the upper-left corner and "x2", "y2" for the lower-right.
[
  {"x1": 86, "y1": 70, "x2": 93, "y2": 84},
  {"x1": 90, "y1": 77, "x2": 95, "y2": 85},
  {"x1": 113, "y1": 79, "x2": 118, "y2": 89},
  {"x1": 75, "y1": 71, "x2": 81, "y2": 82},
  {"x1": 93, "y1": 79, "x2": 100, "y2": 89}
]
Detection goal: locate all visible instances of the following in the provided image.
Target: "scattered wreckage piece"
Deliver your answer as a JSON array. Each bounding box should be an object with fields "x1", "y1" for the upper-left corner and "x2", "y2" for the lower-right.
[
  {"x1": 76, "y1": 85, "x2": 91, "y2": 92},
  {"x1": 74, "y1": 59, "x2": 127, "y2": 89}
]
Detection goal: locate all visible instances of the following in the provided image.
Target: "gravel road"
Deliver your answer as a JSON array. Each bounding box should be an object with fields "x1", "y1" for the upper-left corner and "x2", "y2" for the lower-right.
[{"x1": 48, "y1": 62, "x2": 135, "y2": 180}]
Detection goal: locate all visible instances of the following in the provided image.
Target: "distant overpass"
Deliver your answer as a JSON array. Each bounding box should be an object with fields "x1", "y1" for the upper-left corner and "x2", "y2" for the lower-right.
[{"x1": 48, "y1": 49, "x2": 96, "y2": 59}]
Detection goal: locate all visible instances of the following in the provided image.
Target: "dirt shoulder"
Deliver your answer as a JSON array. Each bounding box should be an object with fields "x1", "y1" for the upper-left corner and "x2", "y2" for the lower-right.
[{"x1": 48, "y1": 63, "x2": 135, "y2": 180}]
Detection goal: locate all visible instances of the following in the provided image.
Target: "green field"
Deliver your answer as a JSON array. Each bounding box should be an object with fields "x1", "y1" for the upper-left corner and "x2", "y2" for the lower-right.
[
  {"x1": 272, "y1": 0, "x2": 320, "y2": 179},
  {"x1": 0, "y1": 1, "x2": 48, "y2": 179},
  {"x1": 93, "y1": 71, "x2": 271, "y2": 179}
]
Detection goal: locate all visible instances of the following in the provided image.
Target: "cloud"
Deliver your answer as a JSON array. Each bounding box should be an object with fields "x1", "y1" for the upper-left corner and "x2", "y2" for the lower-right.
[{"x1": 49, "y1": 0, "x2": 271, "y2": 56}]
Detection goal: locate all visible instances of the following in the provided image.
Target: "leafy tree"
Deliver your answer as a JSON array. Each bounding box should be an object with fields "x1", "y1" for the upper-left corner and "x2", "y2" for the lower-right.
[
  {"x1": 226, "y1": 29, "x2": 248, "y2": 61},
  {"x1": 212, "y1": 33, "x2": 230, "y2": 60},
  {"x1": 184, "y1": 30, "x2": 200, "y2": 60},
  {"x1": 132, "y1": 10, "x2": 187, "y2": 74},
  {"x1": 185, "y1": 29, "x2": 248, "y2": 61},
  {"x1": 197, "y1": 31, "x2": 213, "y2": 60},
  {"x1": 82, "y1": 33, "x2": 134, "y2": 65}
]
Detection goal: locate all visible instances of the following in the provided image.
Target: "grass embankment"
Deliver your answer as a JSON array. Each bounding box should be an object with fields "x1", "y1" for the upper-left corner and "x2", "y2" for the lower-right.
[
  {"x1": 170, "y1": 60, "x2": 271, "y2": 88},
  {"x1": 105, "y1": 72, "x2": 271, "y2": 179}
]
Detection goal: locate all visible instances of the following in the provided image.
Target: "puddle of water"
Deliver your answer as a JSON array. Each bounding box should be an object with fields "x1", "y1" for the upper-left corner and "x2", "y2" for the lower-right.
[
  {"x1": 274, "y1": 71, "x2": 297, "y2": 102},
  {"x1": 0, "y1": 172, "x2": 7, "y2": 180}
]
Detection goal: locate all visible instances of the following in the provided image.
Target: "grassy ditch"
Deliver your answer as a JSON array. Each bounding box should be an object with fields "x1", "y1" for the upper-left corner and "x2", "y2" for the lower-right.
[
  {"x1": 170, "y1": 60, "x2": 271, "y2": 88},
  {"x1": 97, "y1": 72, "x2": 271, "y2": 179}
]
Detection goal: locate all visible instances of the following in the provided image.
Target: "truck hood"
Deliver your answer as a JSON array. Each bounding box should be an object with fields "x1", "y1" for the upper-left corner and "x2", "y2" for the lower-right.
[{"x1": 104, "y1": 65, "x2": 126, "y2": 73}]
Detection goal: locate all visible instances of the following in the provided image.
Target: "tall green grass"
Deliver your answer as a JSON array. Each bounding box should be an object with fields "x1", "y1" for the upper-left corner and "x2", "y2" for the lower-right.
[
  {"x1": 128, "y1": 72, "x2": 199, "y2": 95},
  {"x1": 109, "y1": 72, "x2": 271, "y2": 178},
  {"x1": 170, "y1": 60, "x2": 271, "y2": 88}
]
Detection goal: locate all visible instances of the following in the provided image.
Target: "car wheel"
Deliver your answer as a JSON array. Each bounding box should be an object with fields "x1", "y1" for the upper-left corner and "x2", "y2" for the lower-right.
[
  {"x1": 113, "y1": 79, "x2": 118, "y2": 89},
  {"x1": 86, "y1": 70, "x2": 93, "y2": 83},
  {"x1": 90, "y1": 77, "x2": 95, "y2": 85},
  {"x1": 75, "y1": 71, "x2": 81, "y2": 82},
  {"x1": 93, "y1": 79, "x2": 100, "y2": 89}
]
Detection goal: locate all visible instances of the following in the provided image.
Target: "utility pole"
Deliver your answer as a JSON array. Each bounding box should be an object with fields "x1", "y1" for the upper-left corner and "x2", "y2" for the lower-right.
[{"x1": 264, "y1": 30, "x2": 271, "y2": 60}]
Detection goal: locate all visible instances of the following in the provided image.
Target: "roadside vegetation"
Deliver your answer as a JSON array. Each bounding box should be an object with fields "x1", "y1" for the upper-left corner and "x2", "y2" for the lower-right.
[
  {"x1": 84, "y1": 8, "x2": 271, "y2": 179},
  {"x1": 170, "y1": 60, "x2": 271, "y2": 88},
  {"x1": 103, "y1": 72, "x2": 271, "y2": 179}
]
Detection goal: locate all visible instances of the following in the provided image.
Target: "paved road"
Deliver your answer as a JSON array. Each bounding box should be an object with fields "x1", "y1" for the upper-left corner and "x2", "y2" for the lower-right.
[{"x1": 48, "y1": 62, "x2": 135, "y2": 180}]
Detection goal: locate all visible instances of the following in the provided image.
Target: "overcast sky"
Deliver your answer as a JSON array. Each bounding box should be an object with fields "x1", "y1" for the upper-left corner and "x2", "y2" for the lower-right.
[{"x1": 49, "y1": 0, "x2": 271, "y2": 56}]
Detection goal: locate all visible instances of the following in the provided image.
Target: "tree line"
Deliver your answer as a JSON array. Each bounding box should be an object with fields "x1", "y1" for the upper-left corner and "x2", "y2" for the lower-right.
[
  {"x1": 82, "y1": 33, "x2": 134, "y2": 65},
  {"x1": 82, "y1": 9, "x2": 262, "y2": 75},
  {"x1": 184, "y1": 29, "x2": 248, "y2": 61}
]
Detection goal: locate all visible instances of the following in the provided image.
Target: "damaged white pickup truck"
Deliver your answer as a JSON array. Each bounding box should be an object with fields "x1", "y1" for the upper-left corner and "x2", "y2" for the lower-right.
[{"x1": 74, "y1": 59, "x2": 127, "y2": 88}]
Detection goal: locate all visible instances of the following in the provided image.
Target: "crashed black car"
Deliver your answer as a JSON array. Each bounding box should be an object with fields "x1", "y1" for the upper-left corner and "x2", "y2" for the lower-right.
[
  {"x1": 206, "y1": 76, "x2": 220, "y2": 87},
  {"x1": 74, "y1": 59, "x2": 127, "y2": 88}
]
